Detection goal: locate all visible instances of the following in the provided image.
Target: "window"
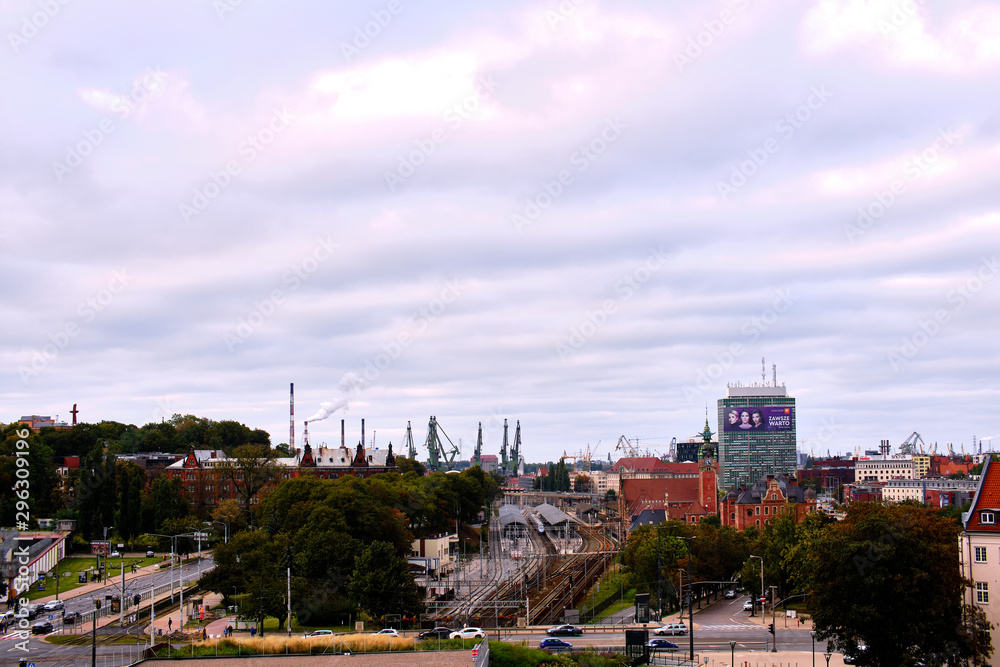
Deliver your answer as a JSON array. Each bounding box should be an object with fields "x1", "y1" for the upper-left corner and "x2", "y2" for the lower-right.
[
  {"x1": 976, "y1": 547, "x2": 988, "y2": 563},
  {"x1": 755, "y1": 506, "x2": 761, "y2": 515},
  {"x1": 764, "y1": 506, "x2": 769, "y2": 515},
  {"x1": 982, "y1": 512, "x2": 995, "y2": 524},
  {"x1": 977, "y1": 582, "x2": 989, "y2": 604}
]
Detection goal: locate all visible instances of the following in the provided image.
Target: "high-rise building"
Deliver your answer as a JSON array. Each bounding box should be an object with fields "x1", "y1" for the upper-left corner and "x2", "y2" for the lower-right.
[{"x1": 717, "y1": 384, "x2": 796, "y2": 490}]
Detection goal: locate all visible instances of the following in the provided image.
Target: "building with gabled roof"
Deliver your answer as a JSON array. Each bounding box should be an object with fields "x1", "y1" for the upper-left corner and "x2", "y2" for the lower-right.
[
  {"x1": 959, "y1": 456, "x2": 1000, "y2": 664},
  {"x1": 720, "y1": 473, "x2": 817, "y2": 530}
]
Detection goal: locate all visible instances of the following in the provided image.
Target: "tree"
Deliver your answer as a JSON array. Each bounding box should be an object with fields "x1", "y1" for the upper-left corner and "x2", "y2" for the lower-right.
[
  {"x1": 347, "y1": 541, "x2": 423, "y2": 620},
  {"x1": 604, "y1": 489, "x2": 617, "y2": 502},
  {"x1": 806, "y1": 503, "x2": 992, "y2": 666},
  {"x1": 217, "y1": 444, "x2": 280, "y2": 524},
  {"x1": 574, "y1": 474, "x2": 592, "y2": 493}
]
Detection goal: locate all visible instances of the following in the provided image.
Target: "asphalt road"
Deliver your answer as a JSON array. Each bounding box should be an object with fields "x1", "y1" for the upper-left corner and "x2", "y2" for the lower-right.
[{"x1": 2, "y1": 556, "x2": 214, "y2": 667}]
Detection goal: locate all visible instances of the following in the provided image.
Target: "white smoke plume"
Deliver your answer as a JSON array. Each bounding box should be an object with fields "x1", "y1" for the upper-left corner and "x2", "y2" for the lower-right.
[{"x1": 306, "y1": 372, "x2": 366, "y2": 422}]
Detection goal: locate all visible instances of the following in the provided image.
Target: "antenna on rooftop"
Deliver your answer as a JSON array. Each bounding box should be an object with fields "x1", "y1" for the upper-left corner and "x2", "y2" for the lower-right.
[
  {"x1": 762, "y1": 357, "x2": 766, "y2": 385},
  {"x1": 772, "y1": 363, "x2": 776, "y2": 386}
]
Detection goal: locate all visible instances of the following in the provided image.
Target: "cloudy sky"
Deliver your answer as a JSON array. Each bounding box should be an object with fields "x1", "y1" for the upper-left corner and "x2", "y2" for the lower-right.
[{"x1": 3, "y1": 0, "x2": 999, "y2": 465}]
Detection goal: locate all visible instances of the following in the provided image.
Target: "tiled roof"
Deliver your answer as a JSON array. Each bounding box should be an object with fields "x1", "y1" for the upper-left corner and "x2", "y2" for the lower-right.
[{"x1": 965, "y1": 457, "x2": 1000, "y2": 532}]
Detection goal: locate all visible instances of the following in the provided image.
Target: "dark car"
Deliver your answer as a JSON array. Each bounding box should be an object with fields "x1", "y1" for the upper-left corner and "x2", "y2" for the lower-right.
[
  {"x1": 648, "y1": 638, "x2": 678, "y2": 650},
  {"x1": 417, "y1": 627, "x2": 453, "y2": 640},
  {"x1": 539, "y1": 637, "x2": 573, "y2": 650},
  {"x1": 32, "y1": 621, "x2": 54, "y2": 635},
  {"x1": 546, "y1": 624, "x2": 582, "y2": 636},
  {"x1": 63, "y1": 611, "x2": 80, "y2": 625},
  {"x1": 23, "y1": 603, "x2": 44, "y2": 620}
]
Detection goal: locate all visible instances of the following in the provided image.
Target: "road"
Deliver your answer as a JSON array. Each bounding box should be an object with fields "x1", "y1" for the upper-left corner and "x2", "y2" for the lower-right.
[{"x1": 2, "y1": 556, "x2": 214, "y2": 667}]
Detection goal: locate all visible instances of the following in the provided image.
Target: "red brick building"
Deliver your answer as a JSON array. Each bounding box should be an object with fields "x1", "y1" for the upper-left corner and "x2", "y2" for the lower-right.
[{"x1": 720, "y1": 474, "x2": 817, "y2": 530}]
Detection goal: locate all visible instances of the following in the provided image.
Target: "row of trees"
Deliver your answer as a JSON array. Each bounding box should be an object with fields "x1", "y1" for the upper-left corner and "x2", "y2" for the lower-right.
[
  {"x1": 624, "y1": 505, "x2": 991, "y2": 666},
  {"x1": 201, "y1": 466, "x2": 502, "y2": 627}
]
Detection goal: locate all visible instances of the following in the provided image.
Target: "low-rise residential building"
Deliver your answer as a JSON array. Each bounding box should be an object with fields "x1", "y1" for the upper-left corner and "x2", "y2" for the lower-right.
[
  {"x1": 959, "y1": 457, "x2": 1000, "y2": 666},
  {"x1": 410, "y1": 532, "x2": 457, "y2": 577}
]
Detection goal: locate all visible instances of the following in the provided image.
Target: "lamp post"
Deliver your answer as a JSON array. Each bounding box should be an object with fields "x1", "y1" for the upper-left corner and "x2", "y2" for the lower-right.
[
  {"x1": 770, "y1": 584, "x2": 777, "y2": 651},
  {"x1": 730, "y1": 640, "x2": 736, "y2": 667},
  {"x1": 91, "y1": 597, "x2": 100, "y2": 667},
  {"x1": 748, "y1": 555, "x2": 763, "y2": 624},
  {"x1": 148, "y1": 534, "x2": 178, "y2": 601},
  {"x1": 673, "y1": 536, "x2": 697, "y2": 662},
  {"x1": 211, "y1": 520, "x2": 229, "y2": 544},
  {"x1": 824, "y1": 652, "x2": 832, "y2": 667},
  {"x1": 811, "y1": 631, "x2": 816, "y2": 667}
]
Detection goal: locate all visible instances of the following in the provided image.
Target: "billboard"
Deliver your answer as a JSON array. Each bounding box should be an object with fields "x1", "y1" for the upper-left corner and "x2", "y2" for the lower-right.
[
  {"x1": 91, "y1": 540, "x2": 111, "y2": 556},
  {"x1": 723, "y1": 406, "x2": 793, "y2": 432}
]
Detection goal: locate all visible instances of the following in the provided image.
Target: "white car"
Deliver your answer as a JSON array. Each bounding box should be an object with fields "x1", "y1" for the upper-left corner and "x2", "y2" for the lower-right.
[
  {"x1": 43, "y1": 599, "x2": 65, "y2": 611},
  {"x1": 373, "y1": 628, "x2": 400, "y2": 637},
  {"x1": 304, "y1": 629, "x2": 333, "y2": 638},
  {"x1": 449, "y1": 627, "x2": 485, "y2": 640},
  {"x1": 654, "y1": 623, "x2": 687, "y2": 636},
  {"x1": 111, "y1": 550, "x2": 121, "y2": 558}
]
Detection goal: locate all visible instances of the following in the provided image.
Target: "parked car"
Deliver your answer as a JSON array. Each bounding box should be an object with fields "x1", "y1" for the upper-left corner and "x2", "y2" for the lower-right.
[
  {"x1": 31, "y1": 621, "x2": 54, "y2": 635},
  {"x1": 417, "y1": 627, "x2": 453, "y2": 640},
  {"x1": 654, "y1": 623, "x2": 687, "y2": 636},
  {"x1": 743, "y1": 600, "x2": 755, "y2": 611},
  {"x1": 546, "y1": 624, "x2": 582, "y2": 636},
  {"x1": 373, "y1": 628, "x2": 399, "y2": 637},
  {"x1": 23, "y1": 603, "x2": 44, "y2": 620},
  {"x1": 63, "y1": 611, "x2": 80, "y2": 625},
  {"x1": 449, "y1": 627, "x2": 485, "y2": 640},
  {"x1": 844, "y1": 643, "x2": 868, "y2": 665},
  {"x1": 724, "y1": 589, "x2": 737, "y2": 599},
  {"x1": 539, "y1": 637, "x2": 573, "y2": 650},
  {"x1": 648, "y1": 638, "x2": 678, "y2": 649},
  {"x1": 303, "y1": 629, "x2": 333, "y2": 638},
  {"x1": 146, "y1": 550, "x2": 156, "y2": 558},
  {"x1": 111, "y1": 550, "x2": 121, "y2": 558},
  {"x1": 43, "y1": 599, "x2": 65, "y2": 611}
]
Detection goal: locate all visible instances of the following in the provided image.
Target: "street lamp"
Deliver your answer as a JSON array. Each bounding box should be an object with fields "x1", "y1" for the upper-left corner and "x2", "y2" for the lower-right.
[
  {"x1": 730, "y1": 640, "x2": 736, "y2": 667},
  {"x1": 748, "y1": 555, "x2": 764, "y2": 624},
  {"x1": 211, "y1": 520, "x2": 229, "y2": 544},
  {"x1": 824, "y1": 652, "x2": 832, "y2": 667},
  {"x1": 673, "y1": 536, "x2": 697, "y2": 662},
  {"x1": 811, "y1": 631, "x2": 816, "y2": 667}
]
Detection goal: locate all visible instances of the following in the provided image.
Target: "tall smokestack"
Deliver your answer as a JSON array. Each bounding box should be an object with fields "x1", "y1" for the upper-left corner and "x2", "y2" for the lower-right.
[
  {"x1": 341, "y1": 419, "x2": 345, "y2": 448},
  {"x1": 304, "y1": 421, "x2": 310, "y2": 447},
  {"x1": 361, "y1": 418, "x2": 365, "y2": 450},
  {"x1": 290, "y1": 383, "x2": 295, "y2": 453}
]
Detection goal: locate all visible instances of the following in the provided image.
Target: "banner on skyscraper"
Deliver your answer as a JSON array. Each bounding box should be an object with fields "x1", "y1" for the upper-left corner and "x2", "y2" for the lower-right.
[{"x1": 723, "y1": 406, "x2": 793, "y2": 431}]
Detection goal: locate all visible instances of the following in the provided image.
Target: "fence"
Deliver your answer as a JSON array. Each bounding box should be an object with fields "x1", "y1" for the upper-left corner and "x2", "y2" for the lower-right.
[{"x1": 473, "y1": 636, "x2": 489, "y2": 667}]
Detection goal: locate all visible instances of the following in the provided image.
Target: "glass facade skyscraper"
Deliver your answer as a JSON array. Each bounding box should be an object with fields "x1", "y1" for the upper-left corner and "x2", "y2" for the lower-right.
[{"x1": 717, "y1": 384, "x2": 797, "y2": 490}]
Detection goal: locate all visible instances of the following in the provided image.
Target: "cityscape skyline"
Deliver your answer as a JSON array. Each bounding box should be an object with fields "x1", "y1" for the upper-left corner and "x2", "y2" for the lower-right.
[{"x1": 3, "y1": 1, "x2": 999, "y2": 462}]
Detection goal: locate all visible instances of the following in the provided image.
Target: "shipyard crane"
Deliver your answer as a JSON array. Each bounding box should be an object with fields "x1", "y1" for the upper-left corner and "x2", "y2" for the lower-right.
[
  {"x1": 404, "y1": 421, "x2": 417, "y2": 460},
  {"x1": 899, "y1": 432, "x2": 927, "y2": 456},
  {"x1": 424, "y1": 416, "x2": 461, "y2": 471},
  {"x1": 472, "y1": 422, "x2": 483, "y2": 466},
  {"x1": 499, "y1": 419, "x2": 509, "y2": 475},
  {"x1": 615, "y1": 434, "x2": 640, "y2": 458},
  {"x1": 511, "y1": 420, "x2": 523, "y2": 475}
]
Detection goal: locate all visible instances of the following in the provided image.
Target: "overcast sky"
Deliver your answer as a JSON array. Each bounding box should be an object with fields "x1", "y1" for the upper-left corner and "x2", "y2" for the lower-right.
[{"x1": 3, "y1": 0, "x2": 999, "y2": 464}]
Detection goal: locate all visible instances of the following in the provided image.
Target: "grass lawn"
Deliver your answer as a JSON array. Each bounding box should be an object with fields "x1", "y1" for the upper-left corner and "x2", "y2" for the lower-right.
[{"x1": 23, "y1": 557, "x2": 161, "y2": 601}]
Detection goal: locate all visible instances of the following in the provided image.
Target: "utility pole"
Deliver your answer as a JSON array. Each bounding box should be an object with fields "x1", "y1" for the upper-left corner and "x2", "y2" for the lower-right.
[
  {"x1": 120, "y1": 559, "x2": 125, "y2": 627},
  {"x1": 770, "y1": 585, "x2": 778, "y2": 652},
  {"x1": 286, "y1": 566, "x2": 291, "y2": 637}
]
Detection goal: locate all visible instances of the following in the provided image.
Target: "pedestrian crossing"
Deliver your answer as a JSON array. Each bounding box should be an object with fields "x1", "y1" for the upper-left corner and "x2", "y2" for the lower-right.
[{"x1": 696, "y1": 624, "x2": 762, "y2": 632}]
